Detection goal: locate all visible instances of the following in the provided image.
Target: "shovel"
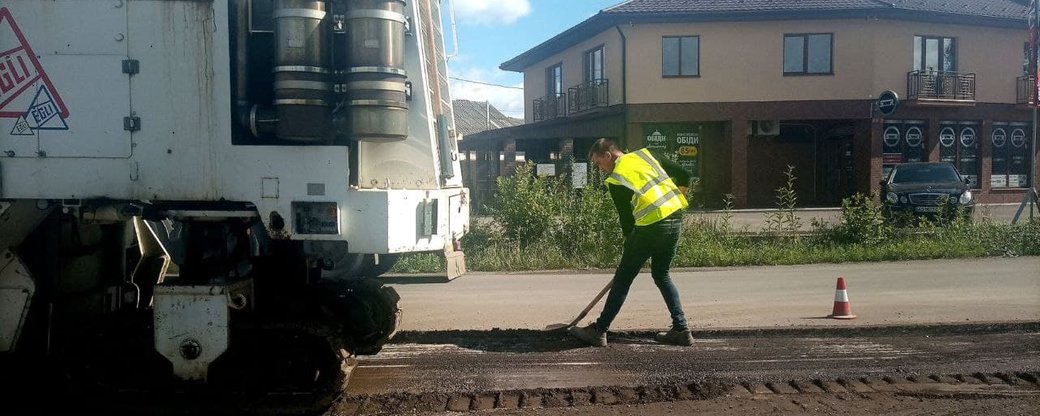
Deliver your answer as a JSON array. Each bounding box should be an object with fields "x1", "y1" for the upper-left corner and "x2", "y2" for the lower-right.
[{"x1": 545, "y1": 279, "x2": 614, "y2": 332}]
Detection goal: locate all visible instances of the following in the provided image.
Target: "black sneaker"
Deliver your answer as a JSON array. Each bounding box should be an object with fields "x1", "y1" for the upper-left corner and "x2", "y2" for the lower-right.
[
  {"x1": 654, "y1": 327, "x2": 693, "y2": 346},
  {"x1": 568, "y1": 323, "x2": 607, "y2": 347}
]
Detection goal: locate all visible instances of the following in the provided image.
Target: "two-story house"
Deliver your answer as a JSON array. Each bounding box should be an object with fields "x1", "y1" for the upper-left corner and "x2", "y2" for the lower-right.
[{"x1": 460, "y1": 0, "x2": 1039, "y2": 208}]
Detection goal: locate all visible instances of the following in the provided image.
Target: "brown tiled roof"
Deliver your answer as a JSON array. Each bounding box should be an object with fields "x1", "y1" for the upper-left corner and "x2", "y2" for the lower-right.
[
  {"x1": 605, "y1": 0, "x2": 1026, "y2": 18},
  {"x1": 883, "y1": 0, "x2": 1028, "y2": 19},
  {"x1": 453, "y1": 99, "x2": 524, "y2": 139},
  {"x1": 605, "y1": 0, "x2": 885, "y2": 14},
  {"x1": 502, "y1": 0, "x2": 1030, "y2": 71}
]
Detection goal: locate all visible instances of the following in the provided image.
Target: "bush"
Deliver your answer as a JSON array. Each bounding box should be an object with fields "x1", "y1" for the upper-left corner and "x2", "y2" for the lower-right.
[
  {"x1": 830, "y1": 193, "x2": 892, "y2": 245},
  {"x1": 488, "y1": 162, "x2": 567, "y2": 245},
  {"x1": 481, "y1": 161, "x2": 622, "y2": 265}
]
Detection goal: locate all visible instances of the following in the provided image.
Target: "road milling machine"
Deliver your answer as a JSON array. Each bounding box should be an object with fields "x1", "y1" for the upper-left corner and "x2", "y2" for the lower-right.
[{"x1": 0, "y1": 0, "x2": 468, "y2": 394}]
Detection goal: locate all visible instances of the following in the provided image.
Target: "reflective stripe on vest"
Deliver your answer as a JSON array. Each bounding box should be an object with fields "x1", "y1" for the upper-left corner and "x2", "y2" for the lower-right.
[{"x1": 604, "y1": 148, "x2": 688, "y2": 226}]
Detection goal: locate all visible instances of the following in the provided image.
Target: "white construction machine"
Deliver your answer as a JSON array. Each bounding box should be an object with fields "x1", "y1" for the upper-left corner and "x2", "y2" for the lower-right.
[{"x1": 0, "y1": 0, "x2": 467, "y2": 396}]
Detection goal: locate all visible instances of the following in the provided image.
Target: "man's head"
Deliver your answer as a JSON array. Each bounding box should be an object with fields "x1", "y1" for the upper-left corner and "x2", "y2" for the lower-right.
[{"x1": 588, "y1": 138, "x2": 623, "y2": 173}]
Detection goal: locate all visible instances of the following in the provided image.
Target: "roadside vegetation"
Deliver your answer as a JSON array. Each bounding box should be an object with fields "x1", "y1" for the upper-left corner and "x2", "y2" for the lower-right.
[{"x1": 392, "y1": 163, "x2": 1040, "y2": 273}]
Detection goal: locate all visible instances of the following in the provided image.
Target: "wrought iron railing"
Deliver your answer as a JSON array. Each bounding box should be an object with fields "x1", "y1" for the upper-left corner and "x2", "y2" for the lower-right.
[
  {"x1": 567, "y1": 79, "x2": 609, "y2": 114},
  {"x1": 906, "y1": 70, "x2": 975, "y2": 102},
  {"x1": 532, "y1": 93, "x2": 566, "y2": 122},
  {"x1": 1017, "y1": 75, "x2": 1036, "y2": 105}
]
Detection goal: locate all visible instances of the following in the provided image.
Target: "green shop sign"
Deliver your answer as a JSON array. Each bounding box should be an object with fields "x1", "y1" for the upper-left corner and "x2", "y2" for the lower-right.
[{"x1": 642, "y1": 124, "x2": 701, "y2": 177}]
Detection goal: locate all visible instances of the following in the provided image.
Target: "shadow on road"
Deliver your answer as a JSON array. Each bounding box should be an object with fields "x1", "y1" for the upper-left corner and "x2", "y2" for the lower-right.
[{"x1": 389, "y1": 322, "x2": 1040, "y2": 354}]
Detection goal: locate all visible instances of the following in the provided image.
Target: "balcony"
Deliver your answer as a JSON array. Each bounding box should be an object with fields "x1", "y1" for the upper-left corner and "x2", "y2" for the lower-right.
[
  {"x1": 906, "y1": 70, "x2": 975, "y2": 103},
  {"x1": 1017, "y1": 75, "x2": 1036, "y2": 105},
  {"x1": 567, "y1": 79, "x2": 609, "y2": 114},
  {"x1": 532, "y1": 93, "x2": 566, "y2": 122}
]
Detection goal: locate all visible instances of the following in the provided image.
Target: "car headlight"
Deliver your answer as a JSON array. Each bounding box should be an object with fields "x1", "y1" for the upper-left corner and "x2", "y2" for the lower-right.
[
  {"x1": 899, "y1": 196, "x2": 908, "y2": 204},
  {"x1": 886, "y1": 192, "x2": 897, "y2": 204},
  {"x1": 959, "y1": 191, "x2": 973, "y2": 204}
]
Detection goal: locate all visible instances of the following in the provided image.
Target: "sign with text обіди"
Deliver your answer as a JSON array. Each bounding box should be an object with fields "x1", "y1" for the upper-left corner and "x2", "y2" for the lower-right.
[{"x1": 642, "y1": 124, "x2": 701, "y2": 178}]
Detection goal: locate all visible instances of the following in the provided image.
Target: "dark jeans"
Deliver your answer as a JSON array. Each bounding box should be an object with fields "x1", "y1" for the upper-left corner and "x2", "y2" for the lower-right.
[{"x1": 595, "y1": 213, "x2": 688, "y2": 332}]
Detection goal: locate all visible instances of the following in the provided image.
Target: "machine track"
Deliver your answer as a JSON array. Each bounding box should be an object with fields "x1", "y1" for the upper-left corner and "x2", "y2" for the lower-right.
[{"x1": 330, "y1": 372, "x2": 1040, "y2": 414}]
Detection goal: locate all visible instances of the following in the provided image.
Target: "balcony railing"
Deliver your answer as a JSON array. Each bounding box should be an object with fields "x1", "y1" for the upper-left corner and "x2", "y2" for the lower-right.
[
  {"x1": 906, "y1": 70, "x2": 975, "y2": 102},
  {"x1": 1017, "y1": 75, "x2": 1036, "y2": 105},
  {"x1": 532, "y1": 93, "x2": 566, "y2": 122},
  {"x1": 567, "y1": 79, "x2": 609, "y2": 114}
]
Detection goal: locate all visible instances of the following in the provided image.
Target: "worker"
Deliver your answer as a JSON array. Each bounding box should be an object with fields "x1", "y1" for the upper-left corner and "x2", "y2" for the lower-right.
[{"x1": 569, "y1": 138, "x2": 693, "y2": 347}]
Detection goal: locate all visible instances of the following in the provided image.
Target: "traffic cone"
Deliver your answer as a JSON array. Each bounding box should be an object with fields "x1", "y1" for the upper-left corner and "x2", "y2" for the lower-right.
[{"x1": 828, "y1": 277, "x2": 857, "y2": 320}]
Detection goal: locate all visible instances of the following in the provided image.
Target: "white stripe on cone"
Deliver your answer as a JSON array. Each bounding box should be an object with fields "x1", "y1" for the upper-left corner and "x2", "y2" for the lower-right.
[{"x1": 834, "y1": 289, "x2": 849, "y2": 302}]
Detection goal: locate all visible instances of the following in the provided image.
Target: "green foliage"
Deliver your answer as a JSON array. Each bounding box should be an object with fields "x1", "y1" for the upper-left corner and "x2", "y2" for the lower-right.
[
  {"x1": 828, "y1": 193, "x2": 893, "y2": 246},
  {"x1": 477, "y1": 161, "x2": 621, "y2": 268},
  {"x1": 764, "y1": 165, "x2": 802, "y2": 233},
  {"x1": 391, "y1": 164, "x2": 1040, "y2": 273},
  {"x1": 393, "y1": 215, "x2": 1040, "y2": 273},
  {"x1": 488, "y1": 162, "x2": 566, "y2": 245}
]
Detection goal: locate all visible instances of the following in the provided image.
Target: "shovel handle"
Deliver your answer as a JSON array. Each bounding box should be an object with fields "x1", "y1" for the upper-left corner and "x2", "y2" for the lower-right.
[{"x1": 567, "y1": 279, "x2": 614, "y2": 327}]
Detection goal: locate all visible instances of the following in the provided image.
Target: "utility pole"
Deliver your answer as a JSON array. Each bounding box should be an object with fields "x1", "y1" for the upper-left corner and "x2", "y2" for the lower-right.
[{"x1": 1015, "y1": 0, "x2": 1040, "y2": 224}]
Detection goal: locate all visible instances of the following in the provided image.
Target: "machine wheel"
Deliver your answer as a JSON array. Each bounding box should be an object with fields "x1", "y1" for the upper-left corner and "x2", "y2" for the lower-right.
[{"x1": 315, "y1": 278, "x2": 401, "y2": 355}]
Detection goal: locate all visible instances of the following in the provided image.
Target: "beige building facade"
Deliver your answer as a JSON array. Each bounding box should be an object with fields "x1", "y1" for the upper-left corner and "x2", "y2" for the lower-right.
[{"x1": 462, "y1": 0, "x2": 1040, "y2": 209}]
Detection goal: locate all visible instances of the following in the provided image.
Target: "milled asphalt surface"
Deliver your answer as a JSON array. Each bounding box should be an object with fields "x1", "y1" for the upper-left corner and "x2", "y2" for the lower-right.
[
  {"x1": 346, "y1": 327, "x2": 1040, "y2": 395},
  {"x1": 385, "y1": 256, "x2": 1040, "y2": 332}
]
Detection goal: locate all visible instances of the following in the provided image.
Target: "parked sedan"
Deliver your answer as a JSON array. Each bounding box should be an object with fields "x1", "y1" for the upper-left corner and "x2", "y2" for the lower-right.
[{"x1": 881, "y1": 162, "x2": 974, "y2": 223}]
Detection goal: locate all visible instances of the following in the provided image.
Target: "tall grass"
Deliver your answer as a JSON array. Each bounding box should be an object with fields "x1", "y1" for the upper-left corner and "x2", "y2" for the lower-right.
[{"x1": 390, "y1": 164, "x2": 1040, "y2": 273}]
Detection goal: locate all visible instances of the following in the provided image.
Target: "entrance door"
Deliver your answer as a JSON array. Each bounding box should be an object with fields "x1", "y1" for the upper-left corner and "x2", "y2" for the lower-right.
[{"x1": 818, "y1": 135, "x2": 855, "y2": 206}]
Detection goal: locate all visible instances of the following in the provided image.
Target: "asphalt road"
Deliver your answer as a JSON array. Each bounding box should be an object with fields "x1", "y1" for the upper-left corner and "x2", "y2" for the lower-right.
[{"x1": 385, "y1": 256, "x2": 1040, "y2": 331}]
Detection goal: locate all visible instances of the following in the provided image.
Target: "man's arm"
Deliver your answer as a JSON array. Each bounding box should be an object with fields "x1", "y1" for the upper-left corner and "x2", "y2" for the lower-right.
[
  {"x1": 656, "y1": 155, "x2": 692, "y2": 188},
  {"x1": 607, "y1": 184, "x2": 635, "y2": 236}
]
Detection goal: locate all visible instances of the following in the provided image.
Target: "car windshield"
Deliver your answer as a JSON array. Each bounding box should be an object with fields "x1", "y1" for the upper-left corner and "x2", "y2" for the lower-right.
[{"x1": 891, "y1": 164, "x2": 961, "y2": 184}]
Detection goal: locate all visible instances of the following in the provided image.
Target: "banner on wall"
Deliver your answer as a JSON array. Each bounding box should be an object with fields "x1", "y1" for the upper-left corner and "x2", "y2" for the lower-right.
[{"x1": 641, "y1": 124, "x2": 702, "y2": 178}]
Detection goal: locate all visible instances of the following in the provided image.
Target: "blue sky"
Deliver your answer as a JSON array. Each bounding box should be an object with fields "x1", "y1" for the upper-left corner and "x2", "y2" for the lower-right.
[{"x1": 445, "y1": 0, "x2": 622, "y2": 118}]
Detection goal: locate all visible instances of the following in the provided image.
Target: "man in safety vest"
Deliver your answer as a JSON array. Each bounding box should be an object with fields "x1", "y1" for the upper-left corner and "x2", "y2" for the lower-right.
[{"x1": 569, "y1": 138, "x2": 694, "y2": 347}]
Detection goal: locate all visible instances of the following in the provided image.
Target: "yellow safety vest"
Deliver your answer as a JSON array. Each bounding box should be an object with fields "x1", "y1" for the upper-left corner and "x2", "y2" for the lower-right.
[{"x1": 604, "y1": 148, "x2": 688, "y2": 226}]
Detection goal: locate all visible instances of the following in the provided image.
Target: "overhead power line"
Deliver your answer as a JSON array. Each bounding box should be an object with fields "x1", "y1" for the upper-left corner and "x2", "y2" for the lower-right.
[{"x1": 449, "y1": 76, "x2": 524, "y2": 90}]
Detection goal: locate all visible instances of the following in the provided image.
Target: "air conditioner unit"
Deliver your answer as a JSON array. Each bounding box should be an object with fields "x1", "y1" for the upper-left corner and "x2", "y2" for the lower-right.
[{"x1": 755, "y1": 120, "x2": 780, "y2": 136}]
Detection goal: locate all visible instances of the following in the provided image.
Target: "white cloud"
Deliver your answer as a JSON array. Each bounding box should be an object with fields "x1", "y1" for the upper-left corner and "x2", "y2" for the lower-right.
[
  {"x1": 449, "y1": 66, "x2": 525, "y2": 119},
  {"x1": 451, "y1": 0, "x2": 531, "y2": 26}
]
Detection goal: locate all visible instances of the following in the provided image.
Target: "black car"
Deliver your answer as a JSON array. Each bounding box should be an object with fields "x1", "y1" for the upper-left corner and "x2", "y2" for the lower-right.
[{"x1": 881, "y1": 162, "x2": 975, "y2": 223}]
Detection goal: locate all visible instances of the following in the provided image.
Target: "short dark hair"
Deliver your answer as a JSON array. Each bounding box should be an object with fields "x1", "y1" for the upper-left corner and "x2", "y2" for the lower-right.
[{"x1": 588, "y1": 138, "x2": 620, "y2": 159}]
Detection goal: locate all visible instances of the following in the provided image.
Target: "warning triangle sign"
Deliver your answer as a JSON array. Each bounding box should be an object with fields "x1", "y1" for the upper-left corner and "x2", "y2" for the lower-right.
[
  {"x1": 10, "y1": 85, "x2": 67, "y2": 135},
  {"x1": 0, "y1": 7, "x2": 69, "y2": 121}
]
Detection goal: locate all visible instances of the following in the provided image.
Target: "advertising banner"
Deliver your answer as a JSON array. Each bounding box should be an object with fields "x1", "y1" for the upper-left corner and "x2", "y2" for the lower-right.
[{"x1": 641, "y1": 124, "x2": 702, "y2": 178}]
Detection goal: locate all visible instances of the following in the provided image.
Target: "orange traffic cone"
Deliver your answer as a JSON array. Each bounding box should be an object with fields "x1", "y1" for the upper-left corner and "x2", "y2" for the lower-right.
[{"x1": 828, "y1": 277, "x2": 857, "y2": 320}]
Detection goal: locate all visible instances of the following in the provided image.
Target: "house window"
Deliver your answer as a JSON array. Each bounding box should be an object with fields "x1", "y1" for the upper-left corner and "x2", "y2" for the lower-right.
[
  {"x1": 914, "y1": 35, "x2": 955, "y2": 72},
  {"x1": 662, "y1": 36, "x2": 699, "y2": 77},
  {"x1": 546, "y1": 63, "x2": 563, "y2": 96},
  {"x1": 938, "y1": 122, "x2": 979, "y2": 187},
  {"x1": 584, "y1": 46, "x2": 604, "y2": 82},
  {"x1": 783, "y1": 33, "x2": 832, "y2": 75},
  {"x1": 991, "y1": 123, "x2": 1033, "y2": 188}
]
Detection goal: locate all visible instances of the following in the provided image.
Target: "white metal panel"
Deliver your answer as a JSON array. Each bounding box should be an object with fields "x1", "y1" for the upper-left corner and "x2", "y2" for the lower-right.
[
  {"x1": 1, "y1": 5, "x2": 43, "y2": 157},
  {"x1": 0, "y1": 158, "x2": 134, "y2": 199},
  {"x1": 0, "y1": 2, "x2": 130, "y2": 159},
  {"x1": 38, "y1": 54, "x2": 131, "y2": 158},
  {"x1": 125, "y1": 0, "x2": 224, "y2": 199},
  {"x1": 153, "y1": 284, "x2": 230, "y2": 382},
  {"x1": 0, "y1": 250, "x2": 34, "y2": 352},
  {"x1": 10, "y1": 0, "x2": 129, "y2": 56}
]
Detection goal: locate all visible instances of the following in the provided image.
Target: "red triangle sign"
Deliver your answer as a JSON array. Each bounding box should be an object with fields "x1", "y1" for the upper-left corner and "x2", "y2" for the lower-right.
[{"x1": 0, "y1": 7, "x2": 69, "y2": 120}]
